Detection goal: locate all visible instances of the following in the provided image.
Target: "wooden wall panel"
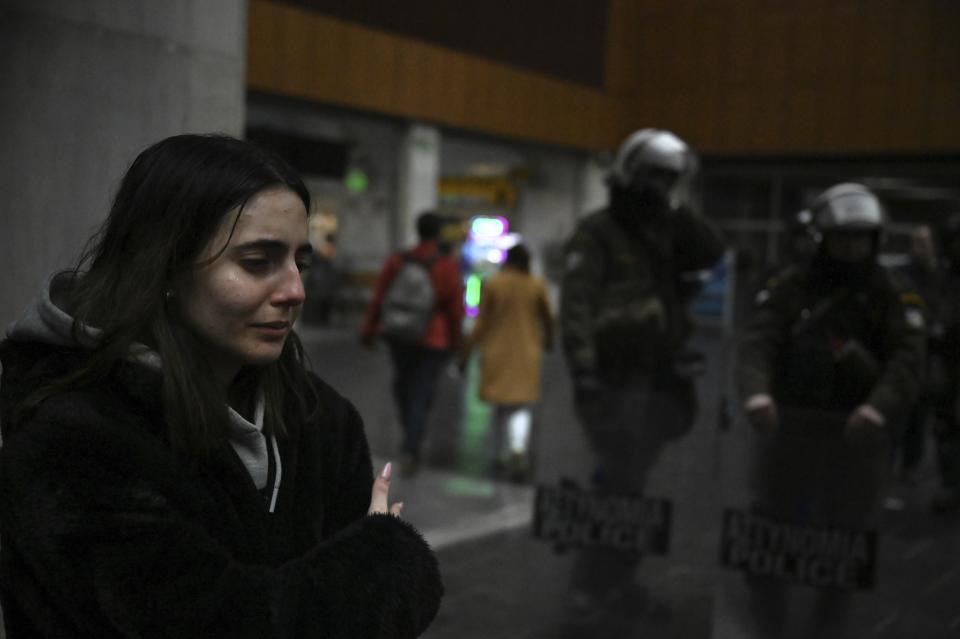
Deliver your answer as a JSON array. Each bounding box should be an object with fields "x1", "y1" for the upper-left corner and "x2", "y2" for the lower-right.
[
  {"x1": 279, "y1": 0, "x2": 610, "y2": 88},
  {"x1": 930, "y1": 80, "x2": 960, "y2": 124},
  {"x1": 249, "y1": 0, "x2": 959, "y2": 155},
  {"x1": 247, "y1": 0, "x2": 619, "y2": 151},
  {"x1": 603, "y1": 0, "x2": 642, "y2": 95},
  {"x1": 247, "y1": 1, "x2": 279, "y2": 86},
  {"x1": 609, "y1": 0, "x2": 960, "y2": 154}
]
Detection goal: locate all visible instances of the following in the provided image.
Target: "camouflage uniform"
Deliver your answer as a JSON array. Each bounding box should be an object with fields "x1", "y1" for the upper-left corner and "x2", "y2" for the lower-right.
[
  {"x1": 739, "y1": 263, "x2": 924, "y2": 439},
  {"x1": 736, "y1": 259, "x2": 925, "y2": 637},
  {"x1": 560, "y1": 197, "x2": 722, "y2": 605}
]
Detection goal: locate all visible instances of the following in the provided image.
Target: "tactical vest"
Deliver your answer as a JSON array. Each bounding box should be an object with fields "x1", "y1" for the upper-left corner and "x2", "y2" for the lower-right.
[
  {"x1": 774, "y1": 272, "x2": 892, "y2": 411},
  {"x1": 582, "y1": 213, "x2": 684, "y2": 383}
]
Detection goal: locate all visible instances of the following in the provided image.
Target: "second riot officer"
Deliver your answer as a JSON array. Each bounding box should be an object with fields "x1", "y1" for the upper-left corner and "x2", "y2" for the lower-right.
[
  {"x1": 924, "y1": 214, "x2": 960, "y2": 513},
  {"x1": 559, "y1": 128, "x2": 723, "y2": 620},
  {"x1": 737, "y1": 183, "x2": 925, "y2": 638}
]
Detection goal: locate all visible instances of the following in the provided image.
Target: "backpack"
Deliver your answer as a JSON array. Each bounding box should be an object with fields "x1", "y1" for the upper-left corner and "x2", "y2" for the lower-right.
[{"x1": 380, "y1": 252, "x2": 438, "y2": 343}]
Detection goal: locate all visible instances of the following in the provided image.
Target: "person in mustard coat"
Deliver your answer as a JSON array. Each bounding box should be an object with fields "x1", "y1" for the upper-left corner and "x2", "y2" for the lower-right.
[{"x1": 461, "y1": 243, "x2": 554, "y2": 481}]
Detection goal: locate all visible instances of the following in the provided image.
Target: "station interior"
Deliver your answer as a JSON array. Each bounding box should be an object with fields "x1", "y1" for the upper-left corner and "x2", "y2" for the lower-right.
[{"x1": 2, "y1": 2, "x2": 960, "y2": 637}]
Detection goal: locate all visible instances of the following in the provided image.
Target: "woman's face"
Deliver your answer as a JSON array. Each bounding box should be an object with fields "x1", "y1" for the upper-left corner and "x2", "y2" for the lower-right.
[{"x1": 177, "y1": 186, "x2": 311, "y2": 385}]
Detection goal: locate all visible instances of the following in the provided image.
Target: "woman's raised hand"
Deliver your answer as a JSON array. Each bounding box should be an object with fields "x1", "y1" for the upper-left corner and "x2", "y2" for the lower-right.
[{"x1": 368, "y1": 462, "x2": 404, "y2": 517}]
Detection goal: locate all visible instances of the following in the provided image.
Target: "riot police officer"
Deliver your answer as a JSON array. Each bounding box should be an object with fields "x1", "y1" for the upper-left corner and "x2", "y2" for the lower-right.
[
  {"x1": 737, "y1": 183, "x2": 925, "y2": 637},
  {"x1": 559, "y1": 129, "x2": 723, "y2": 620},
  {"x1": 926, "y1": 213, "x2": 960, "y2": 513}
]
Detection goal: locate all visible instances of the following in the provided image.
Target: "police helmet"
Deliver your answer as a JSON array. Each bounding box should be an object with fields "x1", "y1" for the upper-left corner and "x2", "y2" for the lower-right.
[
  {"x1": 608, "y1": 129, "x2": 693, "y2": 209},
  {"x1": 809, "y1": 183, "x2": 885, "y2": 234}
]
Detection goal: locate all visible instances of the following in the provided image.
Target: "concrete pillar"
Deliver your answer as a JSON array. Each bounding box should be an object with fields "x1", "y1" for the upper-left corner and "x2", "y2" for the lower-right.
[
  {"x1": 396, "y1": 123, "x2": 440, "y2": 248},
  {"x1": 0, "y1": 0, "x2": 246, "y2": 330}
]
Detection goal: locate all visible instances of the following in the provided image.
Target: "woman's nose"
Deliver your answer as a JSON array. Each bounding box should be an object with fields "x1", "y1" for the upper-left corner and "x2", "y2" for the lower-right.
[{"x1": 273, "y1": 263, "x2": 306, "y2": 306}]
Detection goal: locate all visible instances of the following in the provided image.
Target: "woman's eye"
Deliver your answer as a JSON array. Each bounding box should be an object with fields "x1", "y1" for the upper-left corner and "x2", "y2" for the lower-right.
[
  {"x1": 240, "y1": 258, "x2": 270, "y2": 273},
  {"x1": 296, "y1": 261, "x2": 311, "y2": 274}
]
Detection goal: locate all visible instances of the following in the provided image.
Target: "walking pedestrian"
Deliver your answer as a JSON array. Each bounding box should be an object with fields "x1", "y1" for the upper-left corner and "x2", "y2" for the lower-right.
[
  {"x1": 361, "y1": 211, "x2": 464, "y2": 476},
  {"x1": 460, "y1": 243, "x2": 554, "y2": 481}
]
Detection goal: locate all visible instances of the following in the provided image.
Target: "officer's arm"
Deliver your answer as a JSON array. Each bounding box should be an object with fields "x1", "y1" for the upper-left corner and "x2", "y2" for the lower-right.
[
  {"x1": 560, "y1": 230, "x2": 604, "y2": 378},
  {"x1": 736, "y1": 278, "x2": 790, "y2": 403},
  {"x1": 673, "y1": 208, "x2": 725, "y2": 272},
  {"x1": 866, "y1": 291, "x2": 926, "y2": 425}
]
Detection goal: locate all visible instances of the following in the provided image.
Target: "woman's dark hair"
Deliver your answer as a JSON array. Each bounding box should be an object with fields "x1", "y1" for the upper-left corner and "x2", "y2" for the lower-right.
[
  {"x1": 504, "y1": 244, "x2": 530, "y2": 272},
  {"x1": 48, "y1": 134, "x2": 315, "y2": 458}
]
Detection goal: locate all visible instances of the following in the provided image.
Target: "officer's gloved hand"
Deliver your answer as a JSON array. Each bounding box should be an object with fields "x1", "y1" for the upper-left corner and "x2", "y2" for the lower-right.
[
  {"x1": 744, "y1": 394, "x2": 778, "y2": 432},
  {"x1": 844, "y1": 404, "x2": 887, "y2": 450}
]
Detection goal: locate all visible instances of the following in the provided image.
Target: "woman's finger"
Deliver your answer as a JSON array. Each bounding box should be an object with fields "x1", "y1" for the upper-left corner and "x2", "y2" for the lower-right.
[
  {"x1": 368, "y1": 462, "x2": 392, "y2": 515},
  {"x1": 390, "y1": 502, "x2": 404, "y2": 517}
]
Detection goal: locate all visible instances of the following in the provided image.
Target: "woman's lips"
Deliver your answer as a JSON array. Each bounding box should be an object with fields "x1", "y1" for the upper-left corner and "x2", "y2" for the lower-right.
[{"x1": 250, "y1": 321, "x2": 290, "y2": 336}]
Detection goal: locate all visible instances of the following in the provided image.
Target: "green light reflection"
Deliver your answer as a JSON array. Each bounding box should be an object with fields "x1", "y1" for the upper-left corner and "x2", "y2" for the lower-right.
[{"x1": 457, "y1": 354, "x2": 490, "y2": 477}]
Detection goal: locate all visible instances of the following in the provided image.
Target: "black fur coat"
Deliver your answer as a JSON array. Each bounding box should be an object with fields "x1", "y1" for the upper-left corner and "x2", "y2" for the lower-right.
[{"x1": 0, "y1": 340, "x2": 442, "y2": 638}]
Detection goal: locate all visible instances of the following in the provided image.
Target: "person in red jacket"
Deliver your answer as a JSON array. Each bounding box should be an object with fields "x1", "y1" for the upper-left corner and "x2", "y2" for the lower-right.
[{"x1": 362, "y1": 211, "x2": 464, "y2": 476}]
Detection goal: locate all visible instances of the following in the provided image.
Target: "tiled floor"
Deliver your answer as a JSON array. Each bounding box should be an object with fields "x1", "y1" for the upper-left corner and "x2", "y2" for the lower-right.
[{"x1": 303, "y1": 323, "x2": 960, "y2": 639}]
